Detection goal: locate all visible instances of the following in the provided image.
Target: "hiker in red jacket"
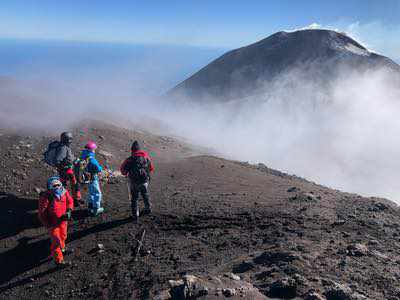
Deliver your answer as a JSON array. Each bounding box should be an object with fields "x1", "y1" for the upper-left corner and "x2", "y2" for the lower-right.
[
  {"x1": 38, "y1": 176, "x2": 74, "y2": 266},
  {"x1": 120, "y1": 141, "x2": 154, "y2": 222}
]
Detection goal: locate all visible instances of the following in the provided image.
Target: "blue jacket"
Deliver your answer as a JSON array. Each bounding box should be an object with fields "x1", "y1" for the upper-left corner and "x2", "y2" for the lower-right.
[{"x1": 81, "y1": 149, "x2": 103, "y2": 175}]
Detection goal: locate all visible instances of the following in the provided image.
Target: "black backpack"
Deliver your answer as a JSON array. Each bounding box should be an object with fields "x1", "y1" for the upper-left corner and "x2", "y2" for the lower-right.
[
  {"x1": 43, "y1": 141, "x2": 61, "y2": 167},
  {"x1": 127, "y1": 156, "x2": 149, "y2": 183}
]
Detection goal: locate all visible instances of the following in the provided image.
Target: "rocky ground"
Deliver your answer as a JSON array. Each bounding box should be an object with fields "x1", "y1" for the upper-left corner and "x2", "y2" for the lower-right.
[{"x1": 1, "y1": 121, "x2": 400, "y2": 299}]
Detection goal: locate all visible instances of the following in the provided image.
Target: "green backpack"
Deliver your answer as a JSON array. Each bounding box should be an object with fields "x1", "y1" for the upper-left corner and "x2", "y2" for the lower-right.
[{"x1": 73, "y1": 158, "x2": 91, "y2": 184}]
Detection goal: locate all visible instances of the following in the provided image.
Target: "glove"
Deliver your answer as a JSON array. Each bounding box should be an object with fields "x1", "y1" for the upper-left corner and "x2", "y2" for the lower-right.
[
  {"x1": 66, "y1": 209, "x2": 72, "y2": 220},
  {"x1": 61, "y1": 209, "x2": 72, "y2": 221},
  {"x1": 65, "y1": 167, "x2": 74, "y2": 175}
]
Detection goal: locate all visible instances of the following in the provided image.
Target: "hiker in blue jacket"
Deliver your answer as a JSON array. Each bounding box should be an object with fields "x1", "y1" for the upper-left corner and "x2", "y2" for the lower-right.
[{"x1": 81, "y1": 141, "x2": 104, "y2": 216}]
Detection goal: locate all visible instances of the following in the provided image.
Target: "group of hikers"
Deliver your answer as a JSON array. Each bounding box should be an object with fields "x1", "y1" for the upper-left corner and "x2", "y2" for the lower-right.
[{"x1": 37, "y1": 132, "x2": 154, "y2": 266}]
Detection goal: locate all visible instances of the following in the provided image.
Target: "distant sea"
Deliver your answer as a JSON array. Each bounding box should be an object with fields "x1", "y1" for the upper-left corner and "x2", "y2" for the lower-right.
[{"x1": 0, "y1": 38, "x2": 225, "y2": 95}]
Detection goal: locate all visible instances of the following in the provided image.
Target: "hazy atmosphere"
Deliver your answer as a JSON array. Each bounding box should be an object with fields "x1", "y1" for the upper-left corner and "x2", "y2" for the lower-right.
[
  {"x1": 3, "y1": 1, "x2": 400, "y2": 299},
  {"x1": 1, "y1": 40, "x2": 399, "y2": 202},
  {"x1": 1, "y1": 1, "x2": 400, "y2": 202}
]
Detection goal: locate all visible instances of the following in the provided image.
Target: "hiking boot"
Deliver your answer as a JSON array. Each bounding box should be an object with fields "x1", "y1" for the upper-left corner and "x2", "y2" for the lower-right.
[
  {"x1": 55, "y1": 260, "x2": 71, "y2": 269},
  {"x1": 94, "y1": 207, "x2": 104, "y2": 216},
  {"x1": 142, "y1": 208, "x2": 152, "y2": 215},
  {"x1": 61, "y1": 247, "x2": 73, "y2": 255}
]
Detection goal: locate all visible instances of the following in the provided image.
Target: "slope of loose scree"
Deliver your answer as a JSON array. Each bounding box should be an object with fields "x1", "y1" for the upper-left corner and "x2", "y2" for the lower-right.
[
  {"x1": 1, "y1": 121, "x2": 400, "y2": 299},
  {"x1": 169, "y1": 29, "x2": 400, "y2": 102}
]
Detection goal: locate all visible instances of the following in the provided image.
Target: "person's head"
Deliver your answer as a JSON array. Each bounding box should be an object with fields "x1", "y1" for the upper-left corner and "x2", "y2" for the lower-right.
[
  {"x1": 47, "y1": 176, "x2": 63, "y2": 195},
  {"x1": 131, "y1": 140, "x2": 141, "y2": 152},
  {"x1": 60, "y1": 132, "x2": 73, "y2": 146},
  {"x1": 85, "y1": 141, "x2": 97, "y2": 152}
]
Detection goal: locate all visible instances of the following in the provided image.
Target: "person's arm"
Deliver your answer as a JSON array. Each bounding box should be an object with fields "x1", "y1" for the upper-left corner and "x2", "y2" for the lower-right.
[
  {"x1": 55, "y1": 145, "x2": 67, "y2": 166},
  {"x1": 66, "y1": 190, "x2": 74, "y2": 210},
  {"x1": 38, "y1": 193, "x2": 50, "y2": 227},
  {"x1": 147, "y1": 157, "x2": 155, "y2": 173},
  {"x1": 144, "y1": 152, "x2": 154, "y2": 173},
  {"x1": 65, "y1": 148, "x2": 75, "y2": 165},
  {"x1": 91, "y1": 157, "x2": 103, "y2": 173},
  {"x1": 120, "y1": 158, "x2": 130, "y2": 176}
]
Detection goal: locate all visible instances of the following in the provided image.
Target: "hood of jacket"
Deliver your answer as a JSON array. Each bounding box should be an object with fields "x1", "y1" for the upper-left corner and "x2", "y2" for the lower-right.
[
  {"x1": 81, "y1": 149, "x2": 95, "y2": 160},
  {"x1": 131, "y1": 150, "x2": 149, "y2": 158}
]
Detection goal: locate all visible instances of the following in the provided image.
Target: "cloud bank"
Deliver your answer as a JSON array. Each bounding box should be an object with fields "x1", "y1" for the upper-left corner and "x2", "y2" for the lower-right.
[
  {"x1": 162, "y1": 65, "x2": 400, "y2": 203},
  {"x1": 1, "y1": 32, "x2": 400, "y2": 203}
]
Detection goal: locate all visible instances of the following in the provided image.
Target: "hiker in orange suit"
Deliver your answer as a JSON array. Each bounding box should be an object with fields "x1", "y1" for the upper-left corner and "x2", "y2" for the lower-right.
[{"x1": 38, "y1": 176, "x2": 74, "y2": 267}]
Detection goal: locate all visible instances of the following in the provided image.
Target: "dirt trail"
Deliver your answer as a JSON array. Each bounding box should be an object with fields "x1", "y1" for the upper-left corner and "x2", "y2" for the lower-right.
[{"x1": 1, "y1": 122, "x2": 400, "y2": 299}]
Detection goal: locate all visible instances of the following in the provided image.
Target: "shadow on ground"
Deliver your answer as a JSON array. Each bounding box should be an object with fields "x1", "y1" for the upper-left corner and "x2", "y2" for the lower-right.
[
  {"x1": 0, "y1": 192, "x2": 41, "y2": 240},
  {"x1": 0, "y1": 215, "x2": 132, "y2": 290}
]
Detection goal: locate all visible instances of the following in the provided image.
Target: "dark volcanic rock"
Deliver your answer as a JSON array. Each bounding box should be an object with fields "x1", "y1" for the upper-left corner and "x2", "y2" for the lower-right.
[
  {"x1": 267, "y1": 277, "x2": 297, "y2": 299},
  {"x1": 169, "y1": 29, "x2": 400, "y2": 102},
  {"x1": 1, "y1": 122, "x2": 400, "y2": 300}
]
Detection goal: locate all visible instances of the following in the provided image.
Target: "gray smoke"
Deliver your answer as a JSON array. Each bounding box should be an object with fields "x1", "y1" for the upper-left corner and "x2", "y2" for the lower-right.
[
  {"x1": 1, "y1": 54, "x2": 400, "y2": 203},
  {"x1": 162, "y1": 66, "x2": 400, "y2": 203}
]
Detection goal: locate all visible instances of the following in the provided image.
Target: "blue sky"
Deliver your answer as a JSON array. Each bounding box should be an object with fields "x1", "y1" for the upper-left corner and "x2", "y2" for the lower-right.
[
  {"x1": 0, "y1": 0, "x2": 399, "y2": 49},
  {"x1": 0, "y1": 0, "x2": 399, "y2": 65}
]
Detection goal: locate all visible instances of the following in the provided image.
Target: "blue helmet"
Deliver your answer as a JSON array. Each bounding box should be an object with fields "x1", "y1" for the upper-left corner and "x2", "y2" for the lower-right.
[{"x1": 47, "y1": 176, "x2": 63, "y2": 190}]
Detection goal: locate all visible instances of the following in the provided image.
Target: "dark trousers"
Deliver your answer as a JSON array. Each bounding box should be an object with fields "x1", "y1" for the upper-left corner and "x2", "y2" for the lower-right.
[
  {"x1": 58, "y1": 167, "x2": 81, "y2": 204},
  {"x1": 128, "y1": 181, "x2": 151, "y2": 217}
]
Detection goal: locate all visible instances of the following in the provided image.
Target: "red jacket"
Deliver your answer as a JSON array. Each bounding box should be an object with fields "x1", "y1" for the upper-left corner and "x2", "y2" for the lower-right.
[
  {"x1": 38, "y1": 190, "x2": 74, "y2": 227},
  {"x1": 120, "y1": 150, "x2": 154, "y2": 176}
]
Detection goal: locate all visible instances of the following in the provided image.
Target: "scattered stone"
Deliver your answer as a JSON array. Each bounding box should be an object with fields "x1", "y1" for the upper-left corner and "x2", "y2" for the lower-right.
[
  {"x1": 287, "y1": 187, "x2": 298, "y2": 193},
  {"x1": 154, "y1": 289, "x2": 171, "y2": 300},
  {"x1": 224, "y1": 272, "x2": 240, "y2": 281},
  {"x1": 96, "y1": 244, "x2": 105, "y2": 253},
  {"x1": 369, "y1": 202, "x2": 389, "y2": 212},
  {"x1": 371, "y1": 250, "x2": 389, "y2": 260},
  {"x1": 289, "y1": 192, "x2": 320, "y2": 203},
  {"x1": 268, "y1": 277, "x2": 297, "y2": 298},
  {"x1": 168, "y1": 279, "x2": 184, "y2": 288},
  {"x1": 305, "y1": 290, "x2": 325, "y2": 300},
  {"x1": 98, "y1": 150, "x2": 113, "y2": 159},
  {"x1": 347, "y1": 244, "x2": 368, "y2": 257},
  {"x1": 222, "y1": 288, "x2": 236, "y2": 297},
  {"x1": 166, "y1": 274, "x2": 266, "y2": 299},
  {"x1": 324, "y1": 282, "x2": 352, "y2": 300},
  {"x1": 342, "y1": 232, "x2": 351, "y2": 238},
  {"x1": 253, "y1": 251, "x2": 298, "y2": 266},
  {"x1": 368, "y1": 239, "x2": 379, "y2": 246},
  {"x1": 351, "y1": 292, "x2": 368, "y2": 300},
  {"x1": 292, "y1": 273, "x2": 307, "y2": 285},
  {"x1": 232, "y1": 261, "x2": 255, "y2": 273},
  {"x1": 332, "y1": 220, "x2": 346, "y2": 226}
]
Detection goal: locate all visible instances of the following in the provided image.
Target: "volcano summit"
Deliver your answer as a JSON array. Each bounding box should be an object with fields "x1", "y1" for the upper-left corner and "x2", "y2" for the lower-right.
[{"x1": 169, "y1": 29, "x2": 400, "y2": 102}]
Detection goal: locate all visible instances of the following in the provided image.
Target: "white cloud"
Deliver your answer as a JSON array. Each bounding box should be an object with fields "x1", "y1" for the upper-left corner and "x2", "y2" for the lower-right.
[
  {"x1": 285, "y1": 21, "x2": 400, "y2": 63},
  {"x1": 343, "y1": 21, "x2": 400, "y2": 62}
]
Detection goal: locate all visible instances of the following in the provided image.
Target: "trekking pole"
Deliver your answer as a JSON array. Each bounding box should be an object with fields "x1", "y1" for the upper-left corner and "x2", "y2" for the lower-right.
[
  {"x1": 134, "y1": 229, "x2": 146, "y2": 261},
  {"x1": 126, "y1": 177, "x2": 135, "y2": 219},
  {"x1": 126, "y1": 177, "x2": 131, "y2": 201}
]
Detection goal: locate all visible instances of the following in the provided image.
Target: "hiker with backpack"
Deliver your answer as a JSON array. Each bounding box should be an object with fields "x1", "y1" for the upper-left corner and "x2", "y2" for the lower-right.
[
  {"x1": 79, "y1": 141, "x2": 104, "y2": 216},
  {"x1": 38, "y1": 176, "x2": 74, "y2": 267},
  {"x1": 44, "y1": 132, "x2": 82, "y2": 207},
  {"x1": 120, "y1": 141, "x2": 154, "y2": 222}
]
